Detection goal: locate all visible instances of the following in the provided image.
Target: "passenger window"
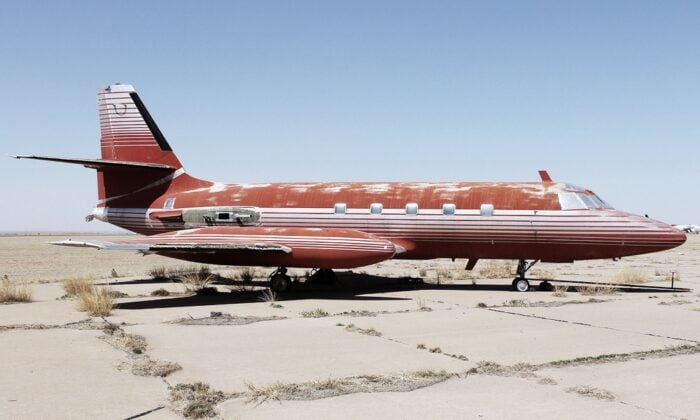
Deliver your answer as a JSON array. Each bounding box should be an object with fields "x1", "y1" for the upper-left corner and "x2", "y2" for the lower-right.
[
  {"x1": 442, "y1": 203, "x2": 456, "y2": 215},
  {"x1": 480, "y1": 204, "x2": 494, "y2": 216},
  {"x1": 217, "y1": 212, "x2": 231, "y2": 220},
  {"x1": 405, "y1": 203, "x2": 418, "y2": 215},
  {"x1": 163, "y1": 198, "x2": 175, "y2": 209},
  {"x1": 370, "y1": 203, "x2": 383, "y2": 215},
  {"x1": 334, "y1": 203, "x2": 347, "y2": 214}
]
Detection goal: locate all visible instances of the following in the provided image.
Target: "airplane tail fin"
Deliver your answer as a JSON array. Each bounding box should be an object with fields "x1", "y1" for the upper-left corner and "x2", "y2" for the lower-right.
[
  {"x1": 98, "y1": 84, "x2": 183, "y2": 169},
  {"x1": 15, "y1": 84, "x2": 211, "y2": 208}
]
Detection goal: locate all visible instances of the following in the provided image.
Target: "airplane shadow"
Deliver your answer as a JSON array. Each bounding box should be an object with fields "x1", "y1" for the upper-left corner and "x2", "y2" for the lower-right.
[{"x1": 111, "y1": 272, "x2": 684, "y2": 310}]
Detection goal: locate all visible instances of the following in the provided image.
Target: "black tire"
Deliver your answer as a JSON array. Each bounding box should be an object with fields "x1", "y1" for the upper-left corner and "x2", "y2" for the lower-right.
[
  {"x1": 270, "y1": 274, "x2": 291, "y2": 293},
  {"x1": 538, "y1": 281, "x2": 553, "y2": 292},
  {"x1": 513, "y1": 278, "x2": 530, "y2": 292}
]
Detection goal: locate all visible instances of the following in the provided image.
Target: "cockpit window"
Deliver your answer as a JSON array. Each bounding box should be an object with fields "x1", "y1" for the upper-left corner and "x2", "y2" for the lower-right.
[
  {"x1": 558, "y1": 192, "x2": 613, "y2": 210},
  {"x1": 558, "y1": 192, "x2": 586, "y2": 210}
]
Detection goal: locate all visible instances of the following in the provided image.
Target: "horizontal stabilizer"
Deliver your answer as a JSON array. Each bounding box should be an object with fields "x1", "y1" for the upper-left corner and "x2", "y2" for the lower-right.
[{"x1": 12, "y1": 155, "x2": 176, "y2": 171}]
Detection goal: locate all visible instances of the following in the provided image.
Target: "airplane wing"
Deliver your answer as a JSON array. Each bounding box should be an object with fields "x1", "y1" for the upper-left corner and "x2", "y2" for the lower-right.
[
  {"x1": 51, "y1": 239, "x2": 291, "y2": 253},
  {"x1": 51, "y1": 227, "x2": 400, "y2": 269}
]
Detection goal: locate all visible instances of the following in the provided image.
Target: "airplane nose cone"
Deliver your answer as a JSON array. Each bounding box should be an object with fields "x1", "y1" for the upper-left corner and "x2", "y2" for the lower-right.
[{"x1": 668, "y1": 225, "x2": 688, "y2": 248}]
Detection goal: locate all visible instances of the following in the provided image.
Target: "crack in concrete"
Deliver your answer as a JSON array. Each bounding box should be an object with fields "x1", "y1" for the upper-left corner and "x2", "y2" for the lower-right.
[
  {"x1": 486, "y1": 308, "x2": 700, "y2": 344},
  {"x1": 123, "y1": 405, "x2": 165, "y2": 419}
]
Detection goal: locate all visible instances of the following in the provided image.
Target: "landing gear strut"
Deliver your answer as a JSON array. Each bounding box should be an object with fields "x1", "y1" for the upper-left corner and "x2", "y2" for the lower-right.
[
  {"x1": 269, "y1": 267, "x2": 292, "y2": 293},
  {"x1": 511, "y1": 259, "x2": 540, "y2": 292}
]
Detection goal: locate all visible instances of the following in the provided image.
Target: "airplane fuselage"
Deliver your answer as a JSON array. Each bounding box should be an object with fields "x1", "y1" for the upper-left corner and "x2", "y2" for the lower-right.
[{"x1": 93, "y1": 177, "x2": 686, "y2": 266}]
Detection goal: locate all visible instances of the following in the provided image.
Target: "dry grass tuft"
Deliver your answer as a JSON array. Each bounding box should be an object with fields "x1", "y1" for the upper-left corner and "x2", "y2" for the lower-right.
[
  {"x1": 300, "y1": 308, "x2": 330, "y2": 318},
  {"x1": 76, "y1": 287, "x2": 114, "y2": 316},
  {"x1": 577, "y1": 284, "x2": 616, "y2": 296},
  {"x1": 566, "y1": 385, "x2": 615, "y2": 401},
  {"x1": 170, "y1": 382, "x2": 227, "y2": 418},
  {"x1": 478, "y1": 261, "x2": 513, "y2": 279},
  {"x1": 180, "y1": 267, "x2": 214, "y2": 293},
  {"x1": 148, "y1": 265, "x2": 168, "y2": 279},
  {"x1": 552, "y1": 284, "x2": 568, "y2": 297},
  {"x1": 62, "y1": 274, "x2": 95, "y2": 297},
  {"x1": 259, "y1": 289, "x2": 282, "y2": 307},
  {"x1": 416, "y1": 343, "x2": 427, "y2": 350},
  {"x1": 610, "y1": 268, "x2": 650, "y2": 284},
  {"x1": 0, "y1": 276, "x2": 32, "y2": 303}
]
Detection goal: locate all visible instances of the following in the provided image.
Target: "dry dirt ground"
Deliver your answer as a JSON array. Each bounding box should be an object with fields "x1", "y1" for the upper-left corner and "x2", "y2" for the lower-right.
[{"x1": 1, "y1": 234, "x2": 699, "y2": 419}]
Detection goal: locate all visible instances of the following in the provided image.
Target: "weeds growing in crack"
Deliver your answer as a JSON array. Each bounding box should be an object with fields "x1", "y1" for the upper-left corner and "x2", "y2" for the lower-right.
[
  {"x1": 245, "y1": 370, "x2": 454, "y2": 404},
  {"x1": 300, "y1": 308, "x2": 329, "y2": 318},
  {"x1": 131, "y1": 356, "x2": 182, "y2": 377},
  {"x1": 566, "y1": 385, "x2": 615, "y2": 401},
  {"x1": 343, "y1": 323, "x2": 382, "y2": 336},
  {"x1": 169, "y1": 382, "x2": 228, "y2": 418}
]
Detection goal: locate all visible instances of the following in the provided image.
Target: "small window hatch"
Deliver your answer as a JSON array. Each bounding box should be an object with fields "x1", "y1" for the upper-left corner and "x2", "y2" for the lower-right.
[
  {"x1": 405, "y1": 203, "x2": 418, "y2": 215},
  {"x1": 370, "y1": 203, "x2": 383, "y2": 215},
  {"x1": 217, "y1": 212, "x2": 231, "y2": 220},
  {"x1": 442, "y1": 203, "x2": 456, "y2": 215},
  {"x1": 334, "y1": 203, "x2": 347, "y2": 214},
  {"x1": 163, "y1": 198, "x2": 175, "y2": 209},
  {"x1": 480, "y1": 204, "x2": 494, "y2": 216}
]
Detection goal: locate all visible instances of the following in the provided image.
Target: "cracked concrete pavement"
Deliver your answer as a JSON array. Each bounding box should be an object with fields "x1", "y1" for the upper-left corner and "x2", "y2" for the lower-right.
[{"x1": 1, "y1": 234, "x2": 699, "y2": 418}]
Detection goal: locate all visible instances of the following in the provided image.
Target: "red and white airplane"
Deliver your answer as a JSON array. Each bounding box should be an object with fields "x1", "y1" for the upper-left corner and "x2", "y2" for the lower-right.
[{"x1": 14, "y1": 84, "x2": 686, "y2": 292}]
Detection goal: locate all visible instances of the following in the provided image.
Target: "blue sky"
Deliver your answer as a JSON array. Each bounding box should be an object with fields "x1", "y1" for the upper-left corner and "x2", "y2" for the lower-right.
[{"x1": 1, "y1": 1, "x2": 698, "y2": 232}]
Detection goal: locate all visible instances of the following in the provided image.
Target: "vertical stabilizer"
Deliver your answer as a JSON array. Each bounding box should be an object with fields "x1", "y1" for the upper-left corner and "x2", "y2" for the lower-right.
[{"x1": 98, "y1": 84, "x2": 183, "y2": 169}]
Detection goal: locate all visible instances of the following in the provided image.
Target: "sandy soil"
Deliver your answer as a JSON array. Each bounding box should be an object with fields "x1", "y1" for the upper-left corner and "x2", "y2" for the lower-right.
[{"x1": 1, "y1": 234, "x2": 698, "y2": 418}]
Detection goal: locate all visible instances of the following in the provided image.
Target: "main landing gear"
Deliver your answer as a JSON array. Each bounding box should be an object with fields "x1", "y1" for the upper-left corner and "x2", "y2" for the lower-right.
[
  {"x1": 268, "y1": 268, "x2": 338, "y2": 293},
  {"x1": 269, "y1": 267, "x2": 292, "y2": 293},
  {"x1": 511, "y1": 259, "x2": 551, "y2": 292}
]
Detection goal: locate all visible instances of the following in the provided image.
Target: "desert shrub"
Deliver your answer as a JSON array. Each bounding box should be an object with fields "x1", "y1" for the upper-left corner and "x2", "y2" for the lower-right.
[
  {"x1": 148, "y1": 265, "x2": 168, "y2": 279},
  {"x1": 180, "y1": 267, "x2": 215, "y2": 292},
  {"x1": 610, "y1": 268, "x2": 649, "y2": 284},
  {"x1": 76, "y1": 287, "x2": 114, "y2": 316},
  {"x1": 63, "y1": 274, "x2": 95, "y2": 297},
  {"x1": 0, "y1": 276, "x2": 32, "y2": 303},
  {"x1": 552, "y1": 284, "x2": 568, "y2": 297}
]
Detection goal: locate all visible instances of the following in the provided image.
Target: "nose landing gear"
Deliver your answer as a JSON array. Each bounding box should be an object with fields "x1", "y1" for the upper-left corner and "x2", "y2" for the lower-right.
[{"x1": 511, "y1": 259, "x2": 541, "y2": 292}]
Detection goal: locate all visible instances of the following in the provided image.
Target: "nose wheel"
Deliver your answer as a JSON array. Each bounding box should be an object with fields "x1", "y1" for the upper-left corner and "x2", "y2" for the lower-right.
[
  {"x1": 269, "y1": 267, "x2": 292, "y2": 293},
  {"x1": 512, "y1": 278, "x2": 530, "y2": 292},
  {"x1": 512, "y1": 259, "x2": 539, "y2": 292}
]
